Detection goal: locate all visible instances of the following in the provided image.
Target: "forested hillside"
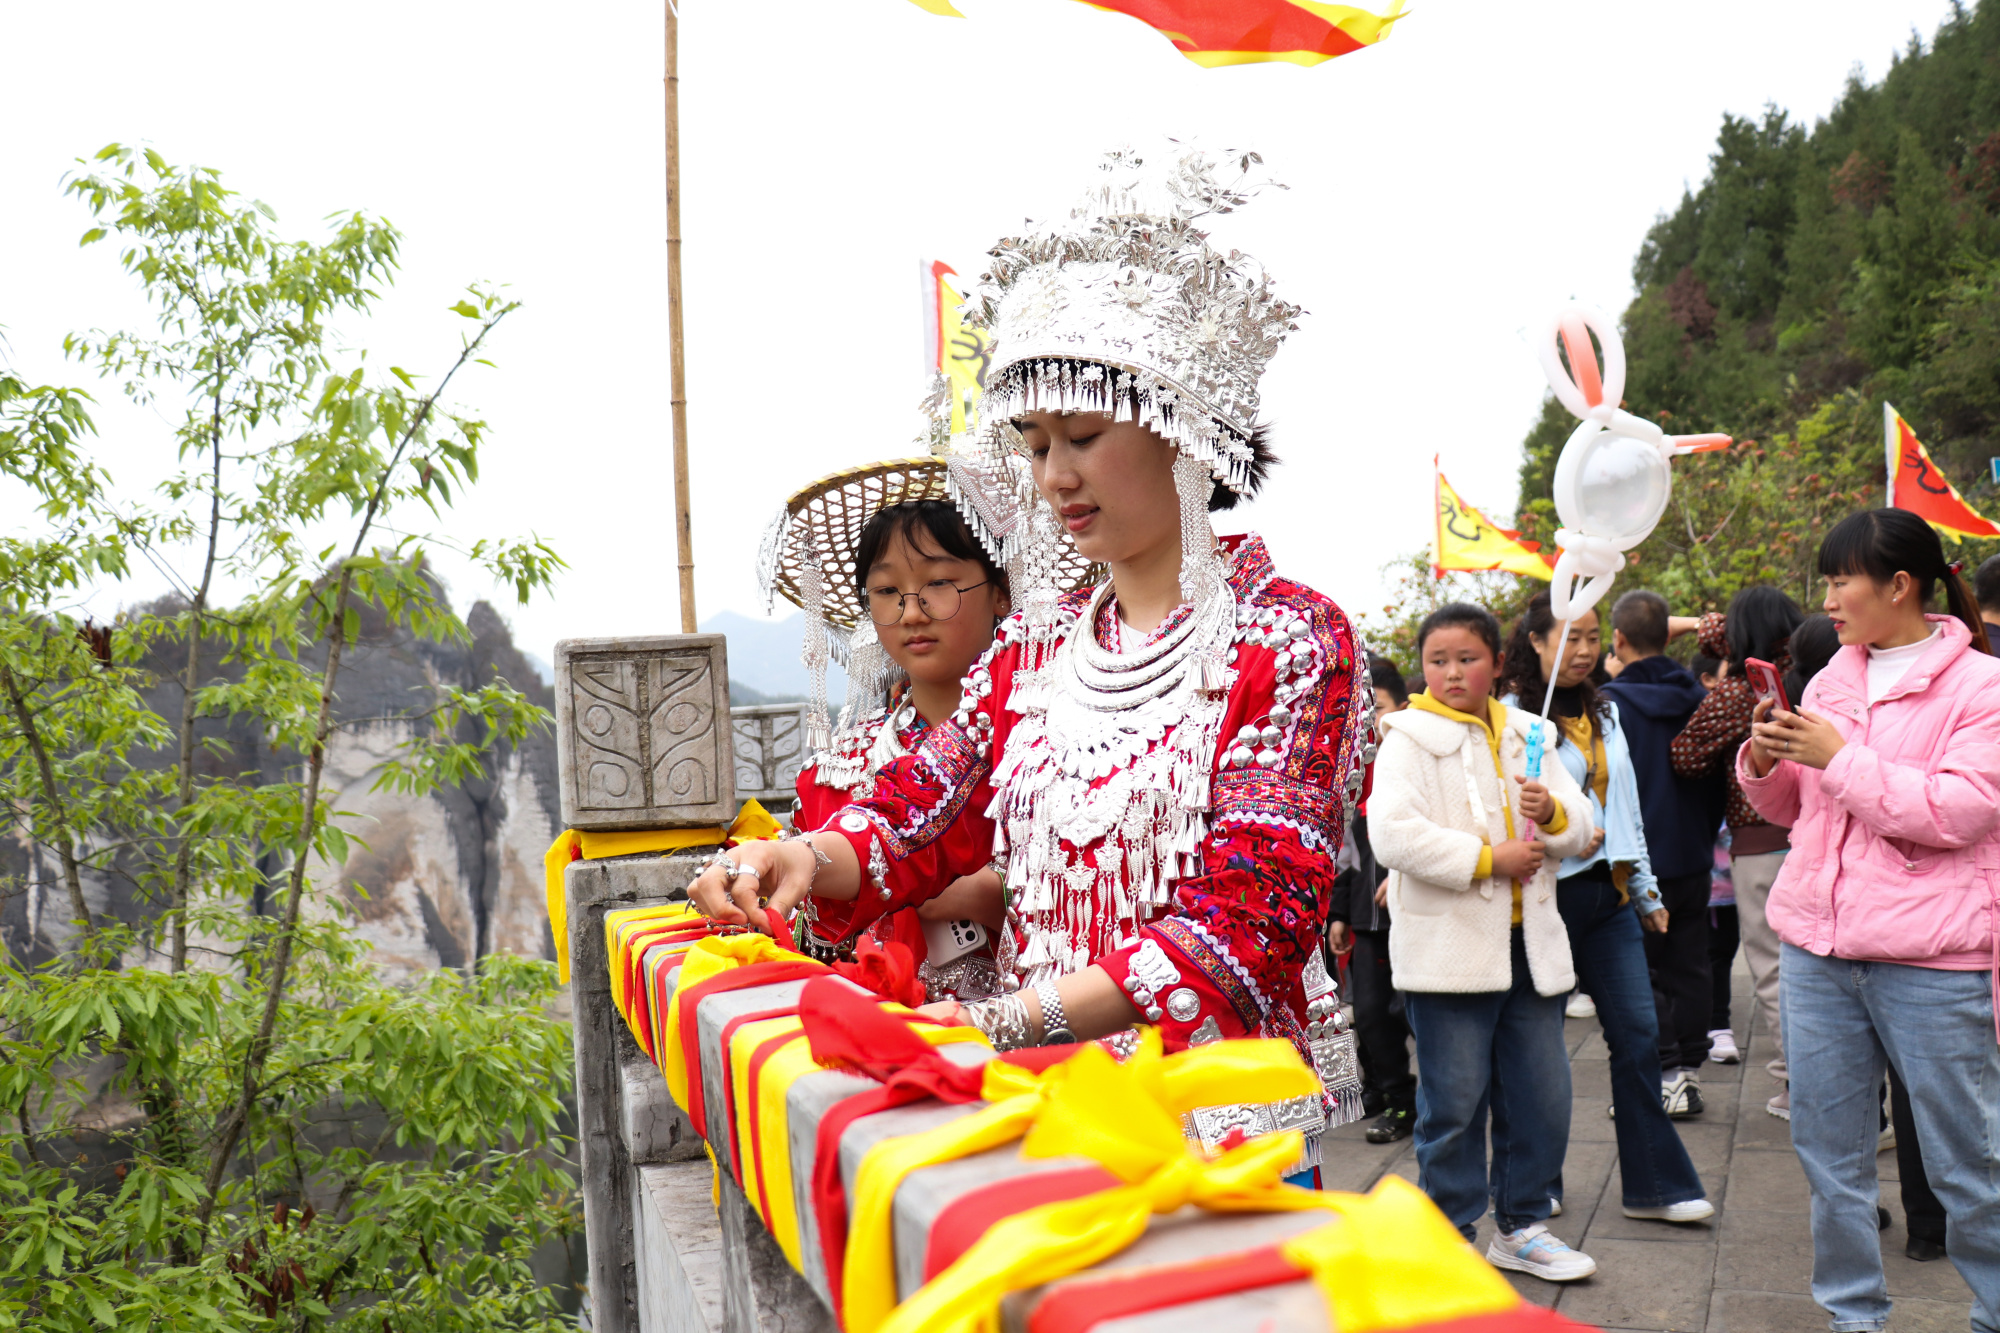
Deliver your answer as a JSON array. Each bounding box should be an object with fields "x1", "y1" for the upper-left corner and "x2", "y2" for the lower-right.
[{"x1": 1513, "y1": 0, "x2": 2000, "y2": 614}]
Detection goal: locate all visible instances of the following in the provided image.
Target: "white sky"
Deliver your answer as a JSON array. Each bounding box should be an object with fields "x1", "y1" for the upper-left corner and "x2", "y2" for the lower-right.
[{"x1": 0, "y1": 0, "x2": 1959, "y2": 662}]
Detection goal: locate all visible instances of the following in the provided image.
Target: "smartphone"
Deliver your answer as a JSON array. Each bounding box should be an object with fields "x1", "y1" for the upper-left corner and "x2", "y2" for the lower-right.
[{"x1": 1743, "y1": 656, "x2": 1791, "y2": 714}]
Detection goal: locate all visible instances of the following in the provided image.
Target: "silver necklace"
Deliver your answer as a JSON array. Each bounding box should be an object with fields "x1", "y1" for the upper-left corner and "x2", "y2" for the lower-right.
[{"x1": 1058, "y1": 581, "x2": 1234, "y2": 710}]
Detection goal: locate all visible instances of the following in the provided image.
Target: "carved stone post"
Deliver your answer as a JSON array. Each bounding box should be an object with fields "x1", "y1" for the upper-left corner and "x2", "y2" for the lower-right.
[
  {"x1": 556, "y1": 634, "x2": 733, "y2": 1333},
  {"x1": 729, "y1": 702, "x2": 811, "y2": 813},
  {"x1": 556, "y1": 634, "x2": 735, "y2": 831}
]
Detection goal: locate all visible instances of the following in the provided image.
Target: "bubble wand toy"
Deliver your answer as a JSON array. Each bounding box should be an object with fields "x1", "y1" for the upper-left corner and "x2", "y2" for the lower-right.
[{"x1": 1519, "y1": 301, "x2": 1731, "y2": 839}]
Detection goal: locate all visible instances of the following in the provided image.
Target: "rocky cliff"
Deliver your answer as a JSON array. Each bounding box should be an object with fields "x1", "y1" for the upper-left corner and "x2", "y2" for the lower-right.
[{"x1": 0, "y1": 595, "x2": 563, "y2": 981}]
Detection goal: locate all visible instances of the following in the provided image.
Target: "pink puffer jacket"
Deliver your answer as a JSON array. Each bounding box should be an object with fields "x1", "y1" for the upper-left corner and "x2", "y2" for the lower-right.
[{"x1": 1736, "y1": 616, "x2": 2000, "y2": 1004}]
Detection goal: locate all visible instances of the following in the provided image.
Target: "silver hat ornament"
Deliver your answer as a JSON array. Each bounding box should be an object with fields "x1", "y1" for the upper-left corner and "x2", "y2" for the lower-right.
[{"x1": 960, "y1": 143, "x2": 1300, "y2": 707}]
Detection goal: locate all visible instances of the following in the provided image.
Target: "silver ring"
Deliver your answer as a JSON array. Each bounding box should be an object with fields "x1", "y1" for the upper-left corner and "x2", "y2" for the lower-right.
[{"x1": 730, "y1": 864, "x2": 762, "y2": 881}]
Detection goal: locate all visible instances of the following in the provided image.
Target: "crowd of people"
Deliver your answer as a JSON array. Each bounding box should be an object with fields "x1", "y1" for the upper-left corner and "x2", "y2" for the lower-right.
[
  {"x1": 682, "y1": 148, "x2": 1998, "y2": 1333},
  {"x1": 1333, "y1": 513, "x2": 2000, "y2": 1328}
]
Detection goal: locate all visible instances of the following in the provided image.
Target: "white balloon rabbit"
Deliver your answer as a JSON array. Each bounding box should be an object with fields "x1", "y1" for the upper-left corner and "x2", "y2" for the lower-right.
[{"x1": 1538, "y1": 302, "x2": 1730, "y2": 620}]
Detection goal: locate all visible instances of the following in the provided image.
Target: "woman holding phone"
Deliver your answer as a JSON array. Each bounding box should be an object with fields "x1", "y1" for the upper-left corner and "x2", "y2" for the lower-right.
[{"x1": 1737, "y1": 508, "x2": 2000, "y2": 1333}]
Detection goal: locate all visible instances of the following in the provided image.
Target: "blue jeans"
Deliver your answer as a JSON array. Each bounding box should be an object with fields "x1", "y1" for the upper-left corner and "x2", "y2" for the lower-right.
[
  {"x1": 1556, "y1": 871, "x2": 1708, "y2": 1209},
  {"x1": 1404, "y1": 929, "x2": 1571, "y2": 1237},
  {"x1": 1781, "y1": 943, "x2": 2000, "y2": 1332}
]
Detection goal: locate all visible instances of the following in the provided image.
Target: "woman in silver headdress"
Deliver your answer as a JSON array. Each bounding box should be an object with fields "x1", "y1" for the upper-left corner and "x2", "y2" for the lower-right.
[{"x1": 693, "y1": 146, "x2": 1374, "y2": 1163}]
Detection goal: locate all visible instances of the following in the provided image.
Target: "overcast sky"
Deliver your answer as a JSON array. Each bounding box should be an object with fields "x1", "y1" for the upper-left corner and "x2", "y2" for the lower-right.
[{"x1": 0, "y1": 0, "x2": 1960, "y2": 662}]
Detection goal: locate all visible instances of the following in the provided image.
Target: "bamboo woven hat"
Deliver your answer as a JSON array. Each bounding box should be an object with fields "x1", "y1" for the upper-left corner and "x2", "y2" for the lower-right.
[
  {"x1": 754, "y1": 426, "x2": 1095, "y2": 631},
  {"x1": 758, "y1": 456, "x2": 952, "y2": 631}
]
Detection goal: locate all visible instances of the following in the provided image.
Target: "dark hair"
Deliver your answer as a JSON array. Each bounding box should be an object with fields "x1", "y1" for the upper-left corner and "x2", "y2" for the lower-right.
[
  {"x1": 1611, "y1": 589, "x2": 1670, "y2": 655},
  {"x1": 1013, "y1": 358, "x2": 1276, "y2": 511},
  {"x1": 1784, "y1": 614, "x2": 1843, "y2": 705},
  {"x1": 1367, "y1": 653, "x2": 1407, "y2": 708},
  {"x1": 1416, "y1": 602, "x2": 1503, "y2": 663},
  {"x1": 1690, "y1": 652, "x2": 1722, "y2": 679},
  {"x1": 852, "y1": 499, "x2": 1009, "y2": 600},
  {"x1": 1404, "y1": 673, "x2": 1426, "y2": 700},
  {"x1": 1976, "y1": 554, "x2": 2000, "y2": 614},
  {"x1": 1816, "y1": 508, "x2": 1992, "y2": 654},
  {"x1": 1723, "y1": 586, "x2": 1806, "y2": 667},
  {"x1": 1497, "y1": 592, "x2": 1609, "y2": 722}
]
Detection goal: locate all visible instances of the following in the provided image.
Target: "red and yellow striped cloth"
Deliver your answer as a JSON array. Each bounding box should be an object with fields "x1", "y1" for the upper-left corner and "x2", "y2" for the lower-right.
[{"x1": 909, "y1": 0, "x2": 1408, "y2": 68}]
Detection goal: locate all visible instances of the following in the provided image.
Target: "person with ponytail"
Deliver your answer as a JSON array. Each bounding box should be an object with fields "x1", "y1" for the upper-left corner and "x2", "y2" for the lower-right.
[
  {"x1": 1499, "y1": 594, "x2": 1714, "y2": 1224},
  {"x1": 1738, "y1": 507, "x2": 2000, "y2": 1333}
]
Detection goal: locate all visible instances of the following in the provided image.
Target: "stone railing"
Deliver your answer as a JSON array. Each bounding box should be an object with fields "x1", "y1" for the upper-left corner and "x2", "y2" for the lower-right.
[{"x1": 556, "y1": 634, "x2": 1580, "y2": 1333}]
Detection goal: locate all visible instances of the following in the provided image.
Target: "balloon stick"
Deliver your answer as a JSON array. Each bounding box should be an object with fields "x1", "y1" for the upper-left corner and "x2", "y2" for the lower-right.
[{"x1": 1521, "y1": 615, "x2": 1575, "y2": 842}]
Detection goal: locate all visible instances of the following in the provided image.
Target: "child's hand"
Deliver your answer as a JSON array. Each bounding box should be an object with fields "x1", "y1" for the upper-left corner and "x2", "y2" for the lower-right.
[
  {"x1": 1514, "y1": 776, "x2": 1556, "y2": 825},
  {"x1": 1490, "y1": 839, "x2": 1546, "y2": 881}
]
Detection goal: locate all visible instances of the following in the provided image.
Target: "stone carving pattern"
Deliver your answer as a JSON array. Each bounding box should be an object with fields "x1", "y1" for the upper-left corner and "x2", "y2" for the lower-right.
[
  {"x1": 731, "y1": 705, "x2": 809, "y2": 802},
  {"x1": 570, "y1": 652, "x2": 717, "y2": 814}
]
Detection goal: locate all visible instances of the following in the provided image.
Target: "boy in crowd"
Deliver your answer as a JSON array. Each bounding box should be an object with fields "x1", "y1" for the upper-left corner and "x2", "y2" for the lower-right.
[
  {"x1": 1329, "y1": 655, "x2": 1416, "y2": 1144},
  {"x1": 1602, "y1": 590, "x2": 1726, "y2": 1115}
]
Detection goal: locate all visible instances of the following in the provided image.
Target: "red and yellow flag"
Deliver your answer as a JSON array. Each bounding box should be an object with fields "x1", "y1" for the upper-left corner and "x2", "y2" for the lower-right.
[
  {"x1": 1885, "y1": 402, "x2": 2000, "y2": 541},
  {"x1": 1433, "y1": 461, "x2": 1553, "y2": 581},
  {"x1": 909, "y1": 0, "x2": 1408, "y2": 67},
  {"x1": 922, "y1": 260, "x2": 990, "y2": 435}
]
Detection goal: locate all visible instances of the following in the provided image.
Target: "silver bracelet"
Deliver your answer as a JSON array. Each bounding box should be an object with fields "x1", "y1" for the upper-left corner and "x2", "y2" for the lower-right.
[
  {"x1": 964, "y1": 992, "x2": 1035, "y2": 1051},
  {"x1": 785, "y1": 830, "x2": 833, "y2": 890},
  {"x1": 1034, "y1": 981, "x2": 1074, "y2": 1045}
]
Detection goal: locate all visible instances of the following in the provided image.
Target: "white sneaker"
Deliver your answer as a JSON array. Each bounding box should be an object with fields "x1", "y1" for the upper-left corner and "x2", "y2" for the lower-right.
[
  {"x1": 1486, "y1": 1224, "x2": 1597, "y2": 1281},
  {"x1": 1549, "y1": 1197, "x2": 1562, "y2": 1217},
  {"x1": 1708, "y1": 1029, "x2": 1740, "y2": 1063},
  {"x1": 1662, "y1": 1070, "x2": 1705, "y2": 1118},
  {"x1": 1766, "y1": 1087, "x2": 1791, "y2": 1120},
  {"x1": 1879, "y1": 1123, "x2": 1896, "y2": 1154},
  {"x1": 1622, "y1": 1198, "x2": 1716, "y2": 1223},
  {"x1": 1565, "y1": 992, "x2": 1597, "y2": 1020}
]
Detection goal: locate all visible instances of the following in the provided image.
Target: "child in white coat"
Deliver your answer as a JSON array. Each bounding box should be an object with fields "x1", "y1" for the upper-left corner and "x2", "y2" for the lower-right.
[{"x1": 1371, "y1": 602, "x2": 1597, "y2": 1281}]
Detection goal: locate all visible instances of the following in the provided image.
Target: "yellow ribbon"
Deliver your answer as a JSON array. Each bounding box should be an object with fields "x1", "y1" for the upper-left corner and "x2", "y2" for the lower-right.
[
  {"x1": 1278, "y1": 1176, "x2": 1520, "y2": 1332},
  {"x1": 872, "y1": 1036, "x2": 1325, "y2": 1333},
  {"x1": 735, "y1": 1013, "x2": 989, "y2": 1272},
  {"x1": 841, "y1": 1051, "x2": 1083, "y2": 1333},
  {"x1": 543, "y1": 800, "x2": 783, "y2": 984},
  {"x1": 661, "y1": 932, "x2": 805, "y2": 1114}
]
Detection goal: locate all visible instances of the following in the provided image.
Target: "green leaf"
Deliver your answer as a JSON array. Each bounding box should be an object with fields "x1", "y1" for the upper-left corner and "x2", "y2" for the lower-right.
[{"x1": 450, "y1": 300, "x2": 480, "y2": 319}]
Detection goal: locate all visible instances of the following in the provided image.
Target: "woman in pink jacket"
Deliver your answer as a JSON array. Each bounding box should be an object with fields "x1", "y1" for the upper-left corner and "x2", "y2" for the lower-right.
[{"x1": 1739, "y1": 508, "x2": 2000, "y2": 1333}]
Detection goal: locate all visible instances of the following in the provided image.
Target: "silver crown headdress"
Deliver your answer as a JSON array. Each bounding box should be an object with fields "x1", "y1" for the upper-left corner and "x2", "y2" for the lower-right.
[{"x1": 961, "y1": 144, "x2": 1300, "y2": 704}]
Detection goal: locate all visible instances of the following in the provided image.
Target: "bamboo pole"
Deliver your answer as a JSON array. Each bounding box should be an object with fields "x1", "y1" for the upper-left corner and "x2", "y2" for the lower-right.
[{"x1": 666, "y1": 1, "x2": 697, "y2": 632}]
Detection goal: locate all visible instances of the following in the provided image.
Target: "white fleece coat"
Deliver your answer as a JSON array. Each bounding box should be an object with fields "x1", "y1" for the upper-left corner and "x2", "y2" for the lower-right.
[{"x1": 1370, "y1": 703, "x2": 1594, "y2": 996}]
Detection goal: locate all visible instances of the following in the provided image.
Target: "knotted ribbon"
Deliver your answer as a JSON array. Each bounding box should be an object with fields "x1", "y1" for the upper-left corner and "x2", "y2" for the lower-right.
[
  {"x1": 798, "y1": 977, "x2": 996, "y2": 1318},
  {"x1": 872, "y1": 1034, "x2": 1324, "y2": 1333},
  {"x1": 1026, "y1": 1176, "x2": 1564, "y2": 1333}
]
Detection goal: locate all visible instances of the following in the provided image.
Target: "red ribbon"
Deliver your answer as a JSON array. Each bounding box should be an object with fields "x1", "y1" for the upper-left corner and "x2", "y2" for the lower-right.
[
  {"x1": 798, "y1": 978, "x2": 997, "y2": 1317},
  {"x1": 675, "y1": 959, "x2": 829, "y2": 1137},
  {"x1": 1029, "y1": 1249, "x2": 1596, "y2": 1333},
  {"x1": 923, "y1": 1164, "x2": 1121, "y2": 1283},
  {"x1": 830, "y1": 937, "x2": 926, "y2": 1009}
]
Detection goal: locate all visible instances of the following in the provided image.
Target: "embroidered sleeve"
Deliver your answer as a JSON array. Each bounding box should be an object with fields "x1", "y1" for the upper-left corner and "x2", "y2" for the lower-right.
[
  {"x1": 1099, "y1": 823, "x2": 1338, "y2": 1047},
  {"x1": 1100, "y1": 587, "x2": 1359, "y2": 1049},
  {"x1": 810, "y1": 625, "x2": 1014, "y2": 937},
  {"x1": 1211, "y1": 587, "x2": 1369, "y2": 853}
]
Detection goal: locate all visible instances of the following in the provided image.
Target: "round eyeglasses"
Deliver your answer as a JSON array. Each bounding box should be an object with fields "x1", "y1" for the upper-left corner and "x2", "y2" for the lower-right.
[{"x1": 866, "y1": 578, "x2": 990, "y2": 626}]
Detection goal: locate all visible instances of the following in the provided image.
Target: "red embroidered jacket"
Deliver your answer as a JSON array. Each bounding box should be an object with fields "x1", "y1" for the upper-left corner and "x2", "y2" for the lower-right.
[{"x1": 811, "y1": 534, "x2": 1367, "y2": 1064}]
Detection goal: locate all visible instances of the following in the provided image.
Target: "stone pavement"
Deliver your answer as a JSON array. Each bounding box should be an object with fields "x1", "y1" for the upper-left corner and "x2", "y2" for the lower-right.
[{"x1": 1318, "y1": 955, "x2": 1978, "y2": 1332}]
